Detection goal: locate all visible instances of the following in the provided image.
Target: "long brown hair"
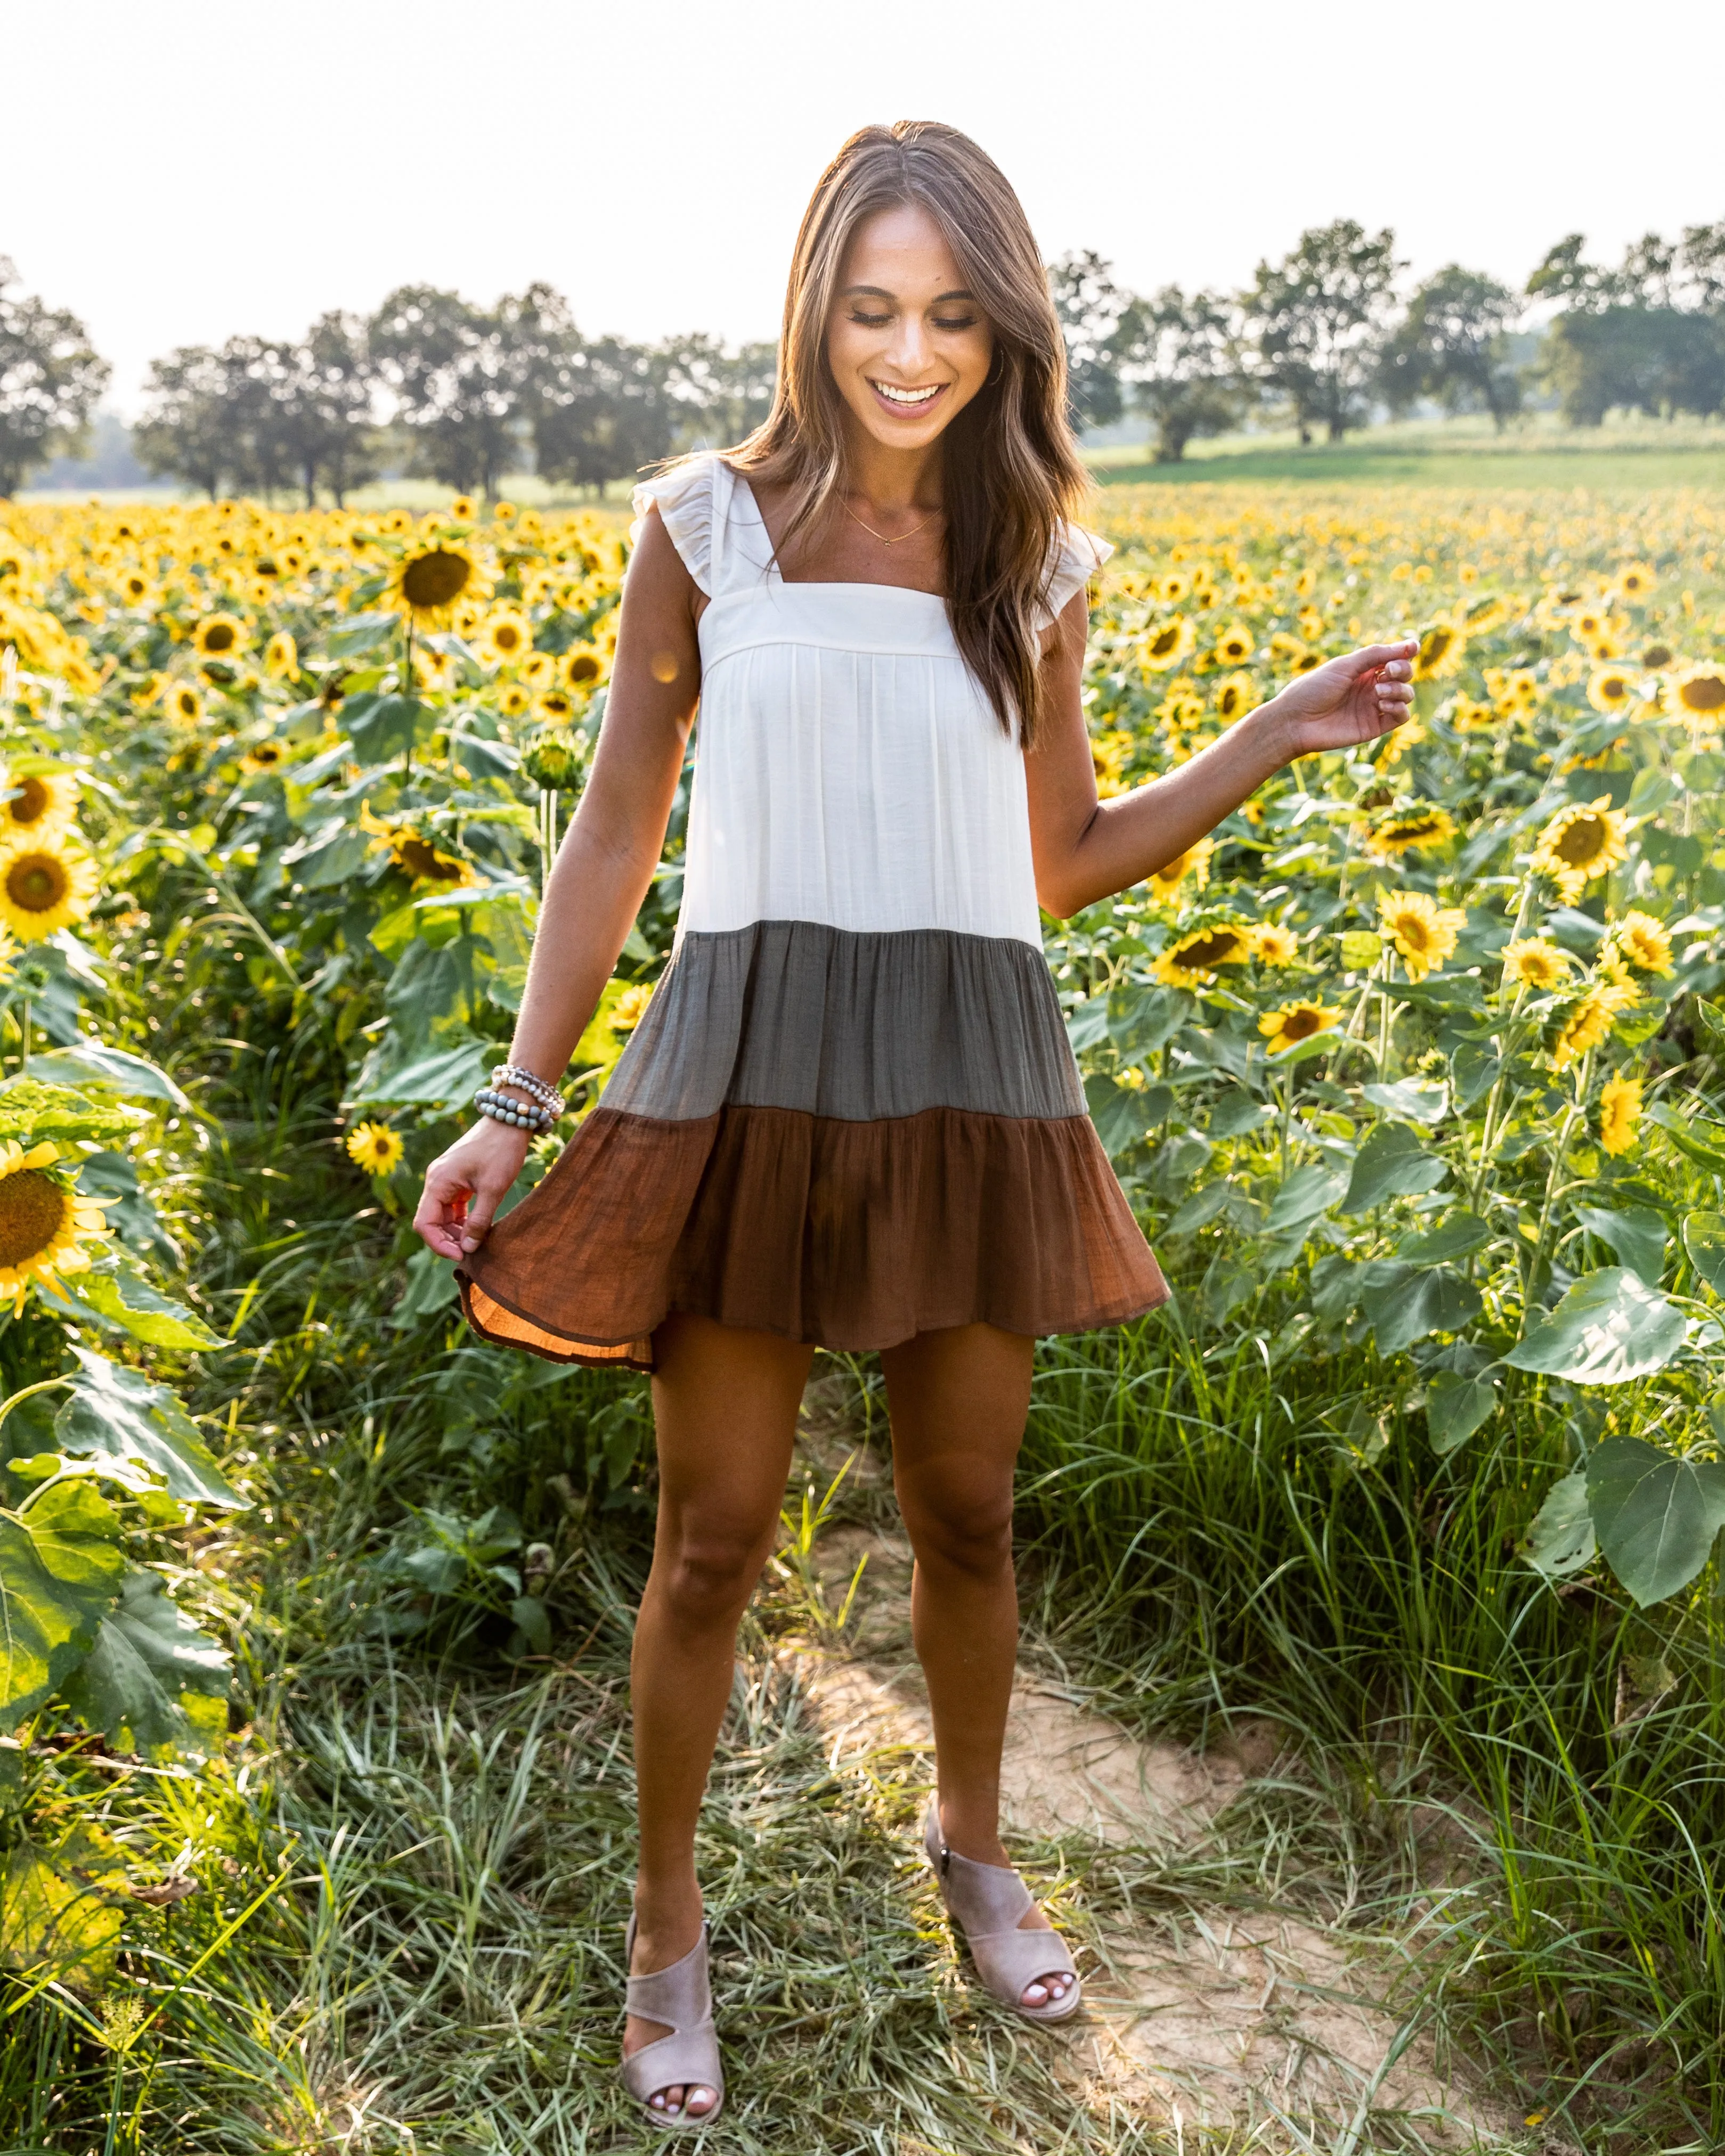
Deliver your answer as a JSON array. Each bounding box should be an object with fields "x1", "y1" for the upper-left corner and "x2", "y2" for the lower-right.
[{"x1": 726, "y1": 120, "x2": 1088, "y2": 748}]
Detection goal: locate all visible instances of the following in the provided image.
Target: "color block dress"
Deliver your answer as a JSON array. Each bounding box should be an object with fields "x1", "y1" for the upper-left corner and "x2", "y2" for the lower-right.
[{"x1": 458, "y1": 454, "x2": 1167, "y2": 1369}]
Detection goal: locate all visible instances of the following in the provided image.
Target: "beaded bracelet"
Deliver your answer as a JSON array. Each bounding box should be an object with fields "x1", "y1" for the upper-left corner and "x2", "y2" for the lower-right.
[
  {"x1": 474, "y1": 1087, "x2": 556, "y2": 1134},
  {"x1": 490, "y1": 1062, "x2": 566, "y2": 1116}
]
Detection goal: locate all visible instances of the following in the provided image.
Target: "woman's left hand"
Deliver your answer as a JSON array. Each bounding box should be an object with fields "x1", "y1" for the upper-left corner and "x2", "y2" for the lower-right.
[{"x1": 1265, "y1": 640, "x2": 1418, "y2": 760}]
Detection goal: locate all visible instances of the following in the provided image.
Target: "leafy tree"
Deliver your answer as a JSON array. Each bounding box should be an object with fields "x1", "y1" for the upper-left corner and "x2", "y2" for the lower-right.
[
  {"x1": 270, "y1": 313, "x2": 380, "y2": 508},
  {"x1": 134, "y1": 346, "x2": 238, "y2": 499},
  {"x1": 658, "y1": 333, "x2": 778, "y2": 449},
  {"x1": 1242, "y1": 221, "x2": 1403, "y2": 443},
  {"x1": 0, "y1": 258, "x2": 110, "y2": 496},
  {"x1": 1113, "y1": 285, "x2": 1242, "y2": 462},
  {"x1": 1047, "y1": 250, "x2": 1128, "y2": 431},
  {"x1": 1377, "y1": 265, "x2": 1522, "y2": 429},
  {"x1": 1528, "y1": 232, "x2": 1725, "y2": 424},
  {"x1": 368, "y1": 284, "x2": 548, "y2": 497},
  {"x1": 533, "y1": 330, "x2": 672, "y2": 495}
]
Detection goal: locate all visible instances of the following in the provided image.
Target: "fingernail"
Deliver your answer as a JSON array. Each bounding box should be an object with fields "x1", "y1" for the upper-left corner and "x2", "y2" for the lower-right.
[{"x1": 460, "y1": 1235, "x2": 477, "y2": 1251}]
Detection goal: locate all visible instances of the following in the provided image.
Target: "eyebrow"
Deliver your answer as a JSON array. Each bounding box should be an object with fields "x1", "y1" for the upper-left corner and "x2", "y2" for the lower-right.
[{"x1": 840, "y1": 284, "x2": 978, "y2": 304}]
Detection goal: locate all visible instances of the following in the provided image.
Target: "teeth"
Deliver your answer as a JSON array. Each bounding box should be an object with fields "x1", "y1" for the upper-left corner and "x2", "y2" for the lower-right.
[{"x1": 873, "y1": 382, "x2": 941, "y2": 405}]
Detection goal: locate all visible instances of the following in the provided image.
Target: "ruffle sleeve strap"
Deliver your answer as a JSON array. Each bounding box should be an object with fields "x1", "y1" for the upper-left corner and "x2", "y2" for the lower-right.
[
  {"x1": 630, "y1": 453, "x2": 720, "y2": 595},
  {"x1": 1036, "y1": 522, "x2": 1114, "y2": 628}
]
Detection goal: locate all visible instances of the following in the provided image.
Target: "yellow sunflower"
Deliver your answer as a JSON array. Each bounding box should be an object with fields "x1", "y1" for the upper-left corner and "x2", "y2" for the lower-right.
[
  {"x1": 166, "y1": 683, "x2": 204, "y2": 726},
  {"x1": 1378, "y1": 890, "x2": 1466, "y2": 981},
  {"x1": 448, "y1": 495, "x2": 477, "y2": 521},
  {"x1": 497, "y1": 682, "x2": 532, "y2": 719},
  {"x1": 1212, "y1": 622, "x2": 1255, "y2": 666},
  {"x1": 1448, "y1": 695, "x2": 1499, "y2": 732},
  {"x1": 115, "y1": 566, "x2": 154, "y2": 608},
  {"x1": 357, "y1": 804, "x2": 473, "y2": 888},
  {"x1": 519, "y1": 650, "x2": 556, "y2": 689},
  {"x1": 1671, "y1": 663, "x2": 1725, "y2": 722},
  {"x1": 1152, "y1": 922, "x2": 1254, "y2": 987},
  {"x1": 1413, "y1": 616, "x2": 1467, "y2": 681},
  {"x1": 1502, "y1": 938, "x2": 1569, "y2": 990},
  {"x1": 1597, "y1": 1075, "x2": 1642, "y2": 1158},
  {"x1": 191, "y1": 612, "x2": 248, "y2": 661},
  {"x1": 0, "y1": 1141, "x2": 111, "y2": 1315},
  {"x1": 1586, "y1": 664, "x2": 1637, "y2": 714},
  {"x1": 1146, "y1": 837, "x2": 1213, "y2": 901},
  {"x1": 383, "y1": 541, "x2": 490, "y2": 626},
  {"x1": 346, "y1": 1122, "x2": 405, "y2": 1176},
  {"x1": 1609, "y1": 910, "x2": 1675, "y2": 977},
  {"x1": 1550, "y1": 979, "x2": 1638, "y2": 1073},
  {"x1": 534, "y1": 688, "x2": 577, "y2": 725},
  {"x1": 476, "y1": 609, "x2": 533, "y2": 668},
  {"x1": 239, "y1": 739, "x2": 289, "y2": 778},
  {"x1": 0, "y1": 769, "x2": 78, "y2": 843},
  {"x1": 263, "y1": 630, "x2": 298, "y2": 680},
  {"x1": 1530, "y1": 797, "x2": 1630, "y2": 900},
  {"x1": 0, "y1": 834, "x2": 100, "y2": 941},
  {"x1": 1259, "y1": 999, "x2": 1341, "y2": 1055},
  {"x1": 1214, "y1": 672, "x2": 1259, "y2": 724},
  {"x1": 1251, "y1": 922, "x2": 1300, "y2": 966},
  {"x1": 612, "y1": 982, "x2": 655, "y2": 1031},
  {"x1": 1615, "y1": 562, "x2": 1656, "y2": 600},
  {"x1": 1365, "y1": 805, "x2": 1457, "y2": 860},
  {"x1": 1140, "y1": 616, "x2": 1195, "y2": 672},
  {"x1": 564, "y1": 644, "x2": 607, "y2": 691}
]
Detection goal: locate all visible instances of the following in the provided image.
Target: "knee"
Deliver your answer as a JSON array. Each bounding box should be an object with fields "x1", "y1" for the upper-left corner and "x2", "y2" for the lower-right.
[
  {"x1": 898, "y1": 1472, "x2": 1015, "y2": 1582},
  {"x1": 654, "y1": 1515, "x2": 771, "y2": 1628}
]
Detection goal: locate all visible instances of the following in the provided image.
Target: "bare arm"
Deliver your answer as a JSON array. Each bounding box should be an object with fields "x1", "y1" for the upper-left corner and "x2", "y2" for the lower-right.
[
  {"x1": 413, "y1": 505, "x2": 702, "y2": 1260},
  {"x1": 1027, "y1": 593, "x2": 1415, "y2": 919}
]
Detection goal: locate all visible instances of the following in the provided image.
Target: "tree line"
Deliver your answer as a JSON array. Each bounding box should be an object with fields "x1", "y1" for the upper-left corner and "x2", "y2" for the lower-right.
[
  {"x1": 1054, "y1": 217, "x2": 1725, "y2": 460},
  {"x1": 1, "y1": 215, "x2": 1723, "y2": 500}
]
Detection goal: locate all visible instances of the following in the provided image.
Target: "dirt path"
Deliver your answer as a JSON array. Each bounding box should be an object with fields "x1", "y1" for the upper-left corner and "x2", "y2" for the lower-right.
[{"x1": 784, "y1": 1439, "x2": 1516, "y2": 2150}]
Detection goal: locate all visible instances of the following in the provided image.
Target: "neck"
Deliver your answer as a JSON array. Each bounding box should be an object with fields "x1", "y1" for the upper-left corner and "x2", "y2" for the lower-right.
[{"x1": 839, "y1": 413, "x2": 943, "y2": 513}]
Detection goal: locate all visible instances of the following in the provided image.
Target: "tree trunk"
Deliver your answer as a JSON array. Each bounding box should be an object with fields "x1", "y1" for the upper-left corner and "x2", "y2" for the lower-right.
[{"x1": 303, "y1": 460, "x2": 317, "y2": 510}]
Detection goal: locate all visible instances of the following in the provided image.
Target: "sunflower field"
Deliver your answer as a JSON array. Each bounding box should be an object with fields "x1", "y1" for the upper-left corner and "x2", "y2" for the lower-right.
[{"x1": 2, "y1": 478, "x2": 1724, "y2": 2146}]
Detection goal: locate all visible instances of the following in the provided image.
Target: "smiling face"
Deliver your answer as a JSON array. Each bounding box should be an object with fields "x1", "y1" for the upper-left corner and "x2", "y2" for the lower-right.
[{"x1": 824, "y1": 201, "x2": 995, "y2": 456}]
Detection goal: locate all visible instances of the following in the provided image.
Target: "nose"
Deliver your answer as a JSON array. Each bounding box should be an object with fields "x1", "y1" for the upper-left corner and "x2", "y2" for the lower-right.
[{"x1": 884, "y1": 313, "x2": 934, "y2": 379}]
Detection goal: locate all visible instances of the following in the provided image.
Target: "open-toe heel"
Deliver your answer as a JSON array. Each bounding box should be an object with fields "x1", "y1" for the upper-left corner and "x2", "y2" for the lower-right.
[
  {"x1": 925, "y1": 1801, "x2": 1081, "y2": 2023},
  {"x1": 620, "y1": 1914, "x2": 725, "y2": 2129}
]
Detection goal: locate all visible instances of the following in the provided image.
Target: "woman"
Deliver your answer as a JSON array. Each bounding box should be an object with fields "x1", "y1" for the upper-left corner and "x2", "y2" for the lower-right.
[{"x1": 413, "y1": 120, "x2": 1413, "y2": 2126}]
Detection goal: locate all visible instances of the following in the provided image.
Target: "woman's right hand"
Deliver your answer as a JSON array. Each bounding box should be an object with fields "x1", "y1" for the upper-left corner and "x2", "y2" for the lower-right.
[{"x1": 412, "y1": 1117, "x2": 533, "y2": 1261}]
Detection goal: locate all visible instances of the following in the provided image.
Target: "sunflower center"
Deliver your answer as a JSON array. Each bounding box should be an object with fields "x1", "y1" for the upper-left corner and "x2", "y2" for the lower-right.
[
  {"x1": 10, "y1": 777, "x2": 48, "y2": 826},
  {"x1": 1555, "y1": 815, "x2": 1605, "y2": 867},
  {"x1": 1179, "y1": 931, "x2": 1240, "y2": 967},
  {"x1": 1682, "y1": 673, "x2": 1725, "y2": 713},
  {"x1": 1394, "y1": 915, "x2": 1433, "y2": 952},
  {"x1": 1149, "y1": 627, "x2": 1179, "y2": 657},
  {"x1": 402, "y1": 550, "x2": 473, "y2": 610},
  {"x1": 7, "y1": 854, "x2": 69, "y2": 914},
  {"x1": 1281, "y1": 1008, "x2": 1322, "y2": 1042},
  {"x1": 395, "y1": 838, "x2": 461, "y2": 881},
  {"x1": 0, "y1": 1170, "x2": 68, "y2": 1268},
  {"x1": 567, "y1": 653, "x2": 600, "y2": 684}
]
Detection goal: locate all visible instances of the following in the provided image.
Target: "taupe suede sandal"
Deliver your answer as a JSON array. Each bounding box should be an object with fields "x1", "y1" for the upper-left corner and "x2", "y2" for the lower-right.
[
  {"x1": 620, "y1": 1915, "x2": 725, "y2": 2129},
  {"x1": 924, "y1": 1802, "x2": 1081, "y2": 2023}
]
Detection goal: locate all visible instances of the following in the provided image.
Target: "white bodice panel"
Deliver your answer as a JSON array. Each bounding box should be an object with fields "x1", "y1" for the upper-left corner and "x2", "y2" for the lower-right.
[{"x1": 631, "y1": 455, "x2": 1110, "y2": 953}]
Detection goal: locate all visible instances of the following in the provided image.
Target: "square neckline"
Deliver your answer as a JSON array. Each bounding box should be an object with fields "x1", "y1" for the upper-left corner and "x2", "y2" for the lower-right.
[{"x1": 730, "y1": 469, "x2": 948, "y2": 605}]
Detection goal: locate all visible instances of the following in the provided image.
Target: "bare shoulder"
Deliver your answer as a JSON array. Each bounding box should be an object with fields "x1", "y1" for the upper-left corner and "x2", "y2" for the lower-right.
[{"x1": 628, "y1": 501, "x2": 706, "y2": 626}]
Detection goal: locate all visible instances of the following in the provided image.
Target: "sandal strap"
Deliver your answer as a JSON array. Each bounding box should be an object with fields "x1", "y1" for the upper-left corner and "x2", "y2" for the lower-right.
[
  {"x1": 965, "y1": 1922, "x2": 1077, "y2": 2002},
  {"x1": 924, "y1": 1801, "x2": 1080, "y2": 2014},
  {"x1": 619, "y1": 2021, "x2": 724, "y2": 2106},
  {"x1": 623, "y1": 1918, "x2": 713, "y2": 2028}
]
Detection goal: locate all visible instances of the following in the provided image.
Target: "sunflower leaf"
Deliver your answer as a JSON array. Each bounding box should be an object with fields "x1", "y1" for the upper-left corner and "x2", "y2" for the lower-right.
[
  {"x1": 54, "y1": 1349, "x2": 241, "y2": 1509},
  {"x1": 22, "y1": 1044, "x2": 190, "y2": 1110},
  {"x1": 0, "y1": 1481, "x2": 127, "y2": 1727},
  {"x1": 40, "y1": 1263, "x2": 222, "y2": 1351},
  {"x1": 1522, "y1": 1468, "x2": 1597, "y2": 1581},
  {"x1": 1586, "y1": 1436, "x2": 1725, "y2": 1607},
  {"x1": 62, "y1": 1568, "x2": 230, "y2": 1759},
  {"x1": 1574, "y1": 1205, "x2": 1667, "y2": 1287},
  {"x1": 1504, "y1": 1268, "x2": 1686, "y2": 1385},
  {"x1": 1683, "y1": 1213, "x2": 1725, "y2": 1296},
  {"x1": 1342, "y1": 1124, "x2": 1450, "y2": 1214},
  {"x1": 0, "y1": 1079, "x2": 142, "y2": 1146},
  {"x1": 323, "y1": 610, "x2": 398, "y2": 660}
]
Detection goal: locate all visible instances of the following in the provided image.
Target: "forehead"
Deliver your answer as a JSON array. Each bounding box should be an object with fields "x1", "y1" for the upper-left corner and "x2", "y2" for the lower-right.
[{"x1": 839, "y1": 201, "x2": 965, "y2": 298}]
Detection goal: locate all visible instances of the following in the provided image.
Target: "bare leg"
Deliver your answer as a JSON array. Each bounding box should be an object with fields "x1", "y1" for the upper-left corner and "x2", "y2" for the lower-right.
[
  {"x1": 623, "y1": 1311, "x2": 815, "y2": 2118},
  {"x1": 881, "y1": 1322, "x2": 1072, "y2": 2011}
]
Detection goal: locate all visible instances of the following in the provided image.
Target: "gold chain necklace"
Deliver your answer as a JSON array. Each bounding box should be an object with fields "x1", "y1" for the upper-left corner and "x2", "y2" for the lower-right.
[{"x1": 843, "y1": 498, "x2": 940, "y2": 548}]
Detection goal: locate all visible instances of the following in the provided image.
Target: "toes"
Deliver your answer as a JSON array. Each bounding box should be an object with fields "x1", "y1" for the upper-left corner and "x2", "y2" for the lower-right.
[{"x1": 686, "y1": 2085, "x2": 717, "y2": 2116}]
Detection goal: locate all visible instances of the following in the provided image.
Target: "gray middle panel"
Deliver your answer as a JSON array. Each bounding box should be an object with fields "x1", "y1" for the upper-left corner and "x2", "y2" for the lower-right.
[{"x1": 603, "y1": 920, "x2": 1087, "y2": 1123}]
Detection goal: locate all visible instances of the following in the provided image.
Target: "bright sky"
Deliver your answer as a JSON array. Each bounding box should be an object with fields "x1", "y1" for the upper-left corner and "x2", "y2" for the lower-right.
[{"x1": 5, "y1": 0, "x2": 1722, "y2": 415}]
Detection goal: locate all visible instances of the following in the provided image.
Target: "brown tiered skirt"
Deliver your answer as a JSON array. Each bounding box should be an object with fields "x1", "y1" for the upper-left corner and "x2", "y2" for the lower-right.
[{"x1": 455, "y1": 921, "x2": 1168, "y2": 1370}]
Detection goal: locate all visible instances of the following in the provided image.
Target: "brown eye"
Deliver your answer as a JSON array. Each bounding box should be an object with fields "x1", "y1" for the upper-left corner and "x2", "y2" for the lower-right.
[{"x1": 850, "y1": 309, "x2": 891, "y2": 328}]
